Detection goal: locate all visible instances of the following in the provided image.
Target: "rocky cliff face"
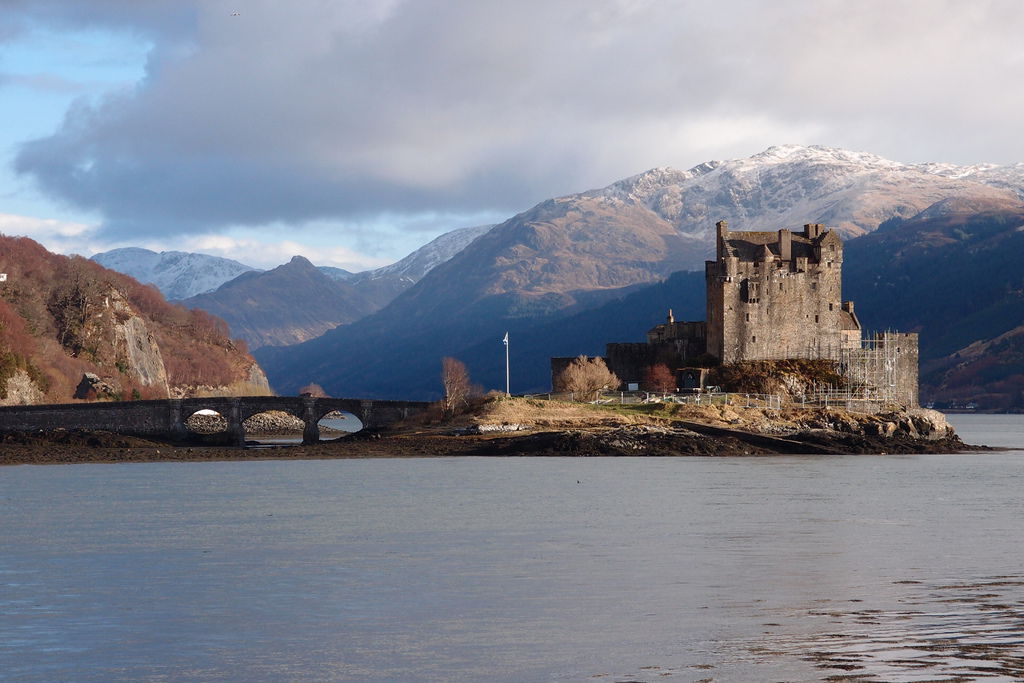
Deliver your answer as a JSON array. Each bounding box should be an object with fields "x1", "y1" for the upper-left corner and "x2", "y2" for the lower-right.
[{"x1": 105, "y1": 288, "x2": 170, "y2": 395}]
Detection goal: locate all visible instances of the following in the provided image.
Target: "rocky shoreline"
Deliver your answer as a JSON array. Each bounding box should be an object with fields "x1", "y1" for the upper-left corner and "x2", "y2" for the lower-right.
[
  {"x1": 0, "y1": 396, "x2": 995, "y2": 465},
  {"x1": 0, "y1": 417, "x2": 991, "y2": 471}
]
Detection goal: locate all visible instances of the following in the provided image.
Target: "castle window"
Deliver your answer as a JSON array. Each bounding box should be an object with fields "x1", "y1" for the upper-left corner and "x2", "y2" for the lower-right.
[
  {"x1": 829, "y1": 303, "x2": 834, "y2": 311},
  {"x1": 745, "y1": 280, "x2": 760, "y2": 304},
  {"x1": 752, "y1": 335, "x2": 757, "y2": 343},
  {"x1": 779, "y1": 282, "x2": 783, "y2": 291},
  {"x1": 745, "y1": 313, "x2": 750, "y2": 322},
  {"x1": 811, "y1": 282, "x2": 817, "y2": 290},
  {"x1": 815, "y1": 315, "x2": 819, "y2": 323}
]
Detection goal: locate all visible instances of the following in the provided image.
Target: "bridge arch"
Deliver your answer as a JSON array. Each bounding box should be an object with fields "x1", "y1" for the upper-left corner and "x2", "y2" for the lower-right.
[
  {"x1": 183, "y1": 408, "x2": 229, "y2": 438},
  {"x1": 314, "y1": 409, "x2": 363, "y2": 441}
]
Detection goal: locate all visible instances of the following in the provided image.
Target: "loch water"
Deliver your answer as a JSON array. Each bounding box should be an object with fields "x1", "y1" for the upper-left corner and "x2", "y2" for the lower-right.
[{"x1": 1, "y1": 414, "x2": 1023, "y2": 682}]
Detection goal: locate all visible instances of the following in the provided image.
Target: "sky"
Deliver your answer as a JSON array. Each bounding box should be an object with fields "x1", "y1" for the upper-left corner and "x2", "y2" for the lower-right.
[{"x1": 1, "y1": 0, "x2": 1023, "y2": 271}]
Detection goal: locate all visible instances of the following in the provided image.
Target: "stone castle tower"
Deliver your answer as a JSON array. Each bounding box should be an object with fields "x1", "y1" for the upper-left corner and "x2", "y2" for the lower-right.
[{"x1": 705, "y1": 220, "x2": 862, "y2": 362}]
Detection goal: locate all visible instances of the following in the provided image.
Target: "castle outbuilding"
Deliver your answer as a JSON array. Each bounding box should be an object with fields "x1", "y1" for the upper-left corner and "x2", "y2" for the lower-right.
[{"x1": 554, "y1": 221, "x2": 919, "y2": 406}]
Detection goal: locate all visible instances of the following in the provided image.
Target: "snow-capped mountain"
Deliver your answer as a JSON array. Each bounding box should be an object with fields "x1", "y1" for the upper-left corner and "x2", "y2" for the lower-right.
[
  {"x1": 317, "y1": 266, "x2": 356, "y2": 281},
  {"x1": 353, "y1": 224, "x2": 495, "y2": 286},
  {"x1": 91, "y1": 247, "x2": 259, "y2": 300},
  {"x1": 590, "y1": 144, "x2": 1024, "y2": 263}
]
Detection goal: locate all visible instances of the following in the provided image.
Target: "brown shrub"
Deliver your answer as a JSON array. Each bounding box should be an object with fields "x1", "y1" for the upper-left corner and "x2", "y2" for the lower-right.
[
  {"x1": 299, "y1": 383, "x2": 329, "y2": 397},
  {"x1": 553, "y1": 355, "x2": 620, "y2": 400},
  {"x1": 642, "y1": 363, "x2": 676, "y2": 393}
]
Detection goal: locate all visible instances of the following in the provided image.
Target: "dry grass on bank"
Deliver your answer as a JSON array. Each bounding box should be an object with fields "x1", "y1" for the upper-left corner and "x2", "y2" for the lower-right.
[
  {"x1": 423, "y1": 395, "x2": 776, "y2": 432},
  {"x1": 412, "y1": 395, "x2": 953, "y2": 440}
]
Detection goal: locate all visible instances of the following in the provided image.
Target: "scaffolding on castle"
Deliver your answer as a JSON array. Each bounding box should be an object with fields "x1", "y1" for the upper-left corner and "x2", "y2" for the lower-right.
[{"x1": 800, "y1": 332, "x2": 903, "y2": 412}]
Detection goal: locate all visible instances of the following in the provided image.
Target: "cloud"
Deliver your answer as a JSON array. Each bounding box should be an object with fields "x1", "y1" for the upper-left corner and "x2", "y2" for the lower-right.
[
  {"x1": 0, "y1": 212, "x2": 96, "y2": 253},
  {"x1": 0, "y1": 0, "x2": 196, "y2": 42},
  {"x1": 0, "y1": 71, "x2": 89, "y2": 94},
  {"x1": 175, "y1": 234, "x2": 392, "y2": 271},
  {"x1": 0, "y1": 211, "x2": 90, "y2": 236},
  {"x1": 0, "y1": 211, "x2": 394, "y2": 271},
  {"x1": 8, "y1": 0, "x2": 1024, "y2": 241}
]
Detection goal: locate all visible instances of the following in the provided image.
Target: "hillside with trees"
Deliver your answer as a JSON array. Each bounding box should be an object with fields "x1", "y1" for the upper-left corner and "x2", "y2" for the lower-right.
[{"x1": 0, "y1": 235, "x2": 266, "y2": 404}]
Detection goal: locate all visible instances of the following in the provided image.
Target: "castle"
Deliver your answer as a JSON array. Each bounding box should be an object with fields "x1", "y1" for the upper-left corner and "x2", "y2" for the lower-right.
[{"x1": 555, "y1": 221, "x2": 919, "y2": 406}]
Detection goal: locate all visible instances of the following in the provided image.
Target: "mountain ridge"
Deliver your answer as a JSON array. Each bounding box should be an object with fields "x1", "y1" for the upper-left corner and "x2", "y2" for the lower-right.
[
  {"x1": 91, "y1": 247, "x2": 259, "y2": 300},
  {"x1": 180, "y1": 255, "x2": 378, "y2": 349}
]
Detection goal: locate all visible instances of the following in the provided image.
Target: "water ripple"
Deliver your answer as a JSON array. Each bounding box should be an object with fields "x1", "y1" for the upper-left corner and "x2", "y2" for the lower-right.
[{"x1": 756, "y1": 576, "x2": 1024, "y2": 681}]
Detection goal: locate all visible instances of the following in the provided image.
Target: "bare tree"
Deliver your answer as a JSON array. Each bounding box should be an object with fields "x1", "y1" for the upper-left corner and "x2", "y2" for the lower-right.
[
  {"x1": 47, "y1": 261, "x2": 96, "y2": 357},
  {"x1": 553, "y1": 355, "x2": 620, "y2": 400},
  {"x1": 642, "y1": 363, "x2": 676, "y2": 393},
  {"x1": 440, "y1": 357, "x2": 472, "y2": 418}
]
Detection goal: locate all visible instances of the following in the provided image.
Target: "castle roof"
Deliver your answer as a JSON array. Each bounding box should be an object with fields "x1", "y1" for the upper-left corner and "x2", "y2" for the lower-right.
[
  {"x1": 840, "y1": 309, "x2": 861, "y2": 331},
  {"x1": 724, "y1": 232, "x2": 819, "y2": 261},
  {"x1": 718, "y1": 223, "x2": 841, "y2": 262}
]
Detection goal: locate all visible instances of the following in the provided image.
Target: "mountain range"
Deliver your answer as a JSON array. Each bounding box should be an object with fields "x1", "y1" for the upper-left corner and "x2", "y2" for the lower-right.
[
  {"x1": 582, "y1": 144, "x2": 1022, "y2": 268},
  {"x1": 93, "y1": 224, "x2": 496, "y2": 349},
  {"x1": 87, "y1": 145, "x2": 1024, "y2": 408}
]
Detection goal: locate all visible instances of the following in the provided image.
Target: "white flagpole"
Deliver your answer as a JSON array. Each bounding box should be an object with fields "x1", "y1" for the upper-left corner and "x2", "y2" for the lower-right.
[{"x1": 503, "y1": 331, "x2": 510, "y2": 396}]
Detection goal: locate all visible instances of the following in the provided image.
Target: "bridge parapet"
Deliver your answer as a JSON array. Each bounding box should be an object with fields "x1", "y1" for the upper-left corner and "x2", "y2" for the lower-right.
[{"x1": 0, "y1": 396, "x2": 430, "y2": 447}]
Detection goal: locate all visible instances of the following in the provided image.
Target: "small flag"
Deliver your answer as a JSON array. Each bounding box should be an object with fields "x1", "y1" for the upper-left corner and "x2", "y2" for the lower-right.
[{"x1": 502, "y1": 331, "x2": 509, "y2": 345}]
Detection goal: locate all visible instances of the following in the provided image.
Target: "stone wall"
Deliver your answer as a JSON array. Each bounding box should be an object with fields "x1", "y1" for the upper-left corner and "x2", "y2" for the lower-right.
[
  {"x1": 890, "y1": 333, "x2": 920, "y2": 408},
  {"x1": 0, "y1": 400, "x2": 179, "y2": 437}
]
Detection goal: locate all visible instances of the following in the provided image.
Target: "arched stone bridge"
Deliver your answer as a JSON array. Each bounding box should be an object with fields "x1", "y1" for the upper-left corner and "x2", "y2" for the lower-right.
[{"x1": 0, "y1": 396, "x2": 430, "y2": 447}]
